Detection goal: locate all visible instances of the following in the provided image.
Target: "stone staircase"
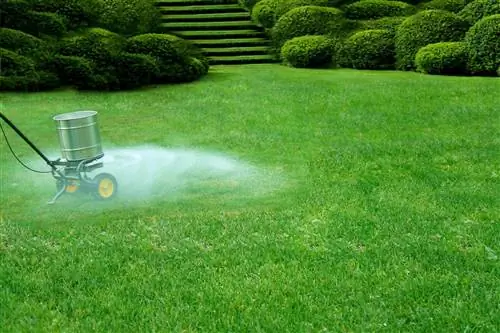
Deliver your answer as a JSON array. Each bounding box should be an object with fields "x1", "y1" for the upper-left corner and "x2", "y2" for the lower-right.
[{"x1": 156, "y1": 0, "x2": 278, "y2": 65}]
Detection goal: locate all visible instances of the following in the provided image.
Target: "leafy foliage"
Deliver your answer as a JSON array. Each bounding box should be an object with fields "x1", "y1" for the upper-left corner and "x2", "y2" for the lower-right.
[
  {"x1": 251, "y1": 0, "x2": 280, "y2": 28},
  {"x1": 415, "y1": 42, "x2": 468, "y2": 75},
  {"x1": 358, "y1": 16, "x2": 406, "y2": 34},
  {"x1": 421, "y1": 0, "x2": 468, "y2": 13},
  {"x1": 395, "y1": 10, "x2": 469, "y2": 70},
  {"x1": 344, "y1": 0, "x2": 416, "y2": 20},
  {"x1": 458, "y1": 0, "x2": 500, "y2": 24},
  {"x1": 281, "y1": 35, "x2": 337, "y2": 67},
  {"x1": 275, "y1": 0, "x2": 329, "y2": 21},
  {"x1": 125, "y1": 34, "x2": 206, "y2": 83},
  {"x1": 26, "y1": 0, "x2": 101, "y2": 30},
  {"x1": 338, "y1": 29, "x2": 395, "y2": 69},
  {"x1": 465, "y1": 14, "x2": 500, "y2": 75},
  {"x1": 271, "y1": 6, "x2": 348, "y2": 49},
  {"x1": 97, "y1": 0, "x2": 161, "y2": 36}
]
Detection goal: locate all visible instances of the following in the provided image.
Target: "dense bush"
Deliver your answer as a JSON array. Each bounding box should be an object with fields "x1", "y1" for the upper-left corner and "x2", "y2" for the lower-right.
[
  {"x1": 271, "y1": 6, "x2": 348, "y2": 48},
  {"x1": 26, "y1": 0, "x2": 101, "y2": 30},
  {"x1": 344, "y1": 0, "x2": 416, "y2": 20},
  {"x1": 338, "y1": 29, "x2": 395, "y2": 69},
  {"x1": 26, "y1": 11, "x2": 67, "y2": 37},
  {"x1": 0, "y1": 2, "x2": 67, "y2": 38},
  {"x1": 97, "y1": 0, "x2": 161, "y2": 36},
  {"x1": 47, "y1": 55, "x2": 95, "y2": 87},
  {"x1": 113, "y1": 53, "x2": 160, "y2": 89},
  {"x1": 58, "y1": 28, "x2": 125, "y2": 65},
  {"x1": 126, "y1": 34, "x2": 206, "y2": 83},
  {"x1": 0, "y1": 28, "x2": 47, "y2": 56},
  {"x1": 281, "y1": 35, "x2": 337, "y2": 67},
  {"x1": 421, "y1": 0, "x2": 468, "y2": 13},
  {"x1": 275, "y1": 0, "x2": 329, "y2": 21},
  {"x1": 251, "y1": 0, "x2": 279, "y2": 28},
  {"x1": 0, "y1": 0, "x2": 32, "y2": 28},
  {"x1": 458, "y1": 0, "x2": 500, "y2": 24},
  {"x1": 238, "y1": 0, "x2": 262, "y2": 9},
  {"x1": 465, "y1": 14, "x2": 500, "y2": 75},
  {"x1": 0, "y1": 48, "x2": 37, "y2": 76},
  {"x1": 358, "y1": 16, "x2": 406, "y2": 34},
  {"x1": 395, "y1": 10, "x2": 469, "y2": 70},
  {"x1": 415, "y1": 42, "x2": 468, "y2": 75}
]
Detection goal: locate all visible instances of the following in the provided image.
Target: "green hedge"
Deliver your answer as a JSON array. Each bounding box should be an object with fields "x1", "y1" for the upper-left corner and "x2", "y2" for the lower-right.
[
  {"x1": 0, "y1": 0, "x2": 32, "y2": 28},
  {"x1": 395, "y1": 10, "x2": 469, "y2": 70},
  {"x1": 415, "y1": 42, "x2": 468, "y2": 75},
  {"x1": 27, "y1": 11, "x2": 67, "y2": 37},
  {"x1": 344, "y1": 0, "x2": 416, "y2": 20},
  {"x1": 126, "y1": 34, "x2": 206, "y2": 83},
  {"x1": 58, "y1": 28, "x2": 126, "y2": 65},
  {"x1": 358, "y1": 16, "x2": 406, "y2": 34},
  {"x1": 0, "y1": 2, "x2": 67, "y2": 38},
  {"x1": 26, "y1": 0, "x2": 101, "y2": 30},
  {"x1": 0, "y1": 28, "x2": 47, "y2": 56},
  {"x1": 238, "y1": 0, "x2": 262, "y2": 10},
  {"x1": 275, "y1": 0, "x2": 329, "y2": 21},
  {"x1": 458, "y1": 0, "x2": 500, "y2": 24},
  {"x1": 338, "y1": 29, "x2": 395, "y2": 69},
  {"x1": 421, "y1": 0, "x2": 468, "y2": 13},
  {"x1": 113, "y1": 53, "x2": 160, "y2": 89},
  {"x1": 97, "y1": 0, "x2": 161, "y2": 36},
  {"x1": 251, "y1": 0, "x2": 279, "y2": 28},
  {"x1": 271, "y1": 6, "x2": 348, "y2": 49},
  {"x1": 281, "y1": 35, "x2": 337, "y2": 68},
  {"x1": 47, "y1": 55, "x2": 95, "y2": 87},
  {"x1": 0, "y1": 48, "x2": 37, "y2": 76},
  {"x1": 465, "y1": 14, "x2": 500, "y2": 75}
]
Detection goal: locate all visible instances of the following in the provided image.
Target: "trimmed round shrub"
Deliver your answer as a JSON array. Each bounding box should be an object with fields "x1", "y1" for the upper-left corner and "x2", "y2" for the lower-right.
[
  {"x1": 26, "y1": 0, "x2": 101, "y2": 30},
  {"x1": 59, "y1": 28, "x2": 126, "y2": 65},
  {"x1": 0, "y1": 0, "x2": 32, "y2": 28},
  {"x1": 358, "y1": 16, "x2": 406, "y2": 33},
  {"x1": 35, "y1": 71, "x2": 61, "y2": 90},
  {"x1": 395, "y1": 10, "x2": 469, "y2": 70},
  {"x1": 275, "y1": 0, "x2": 329, "y2": 21},
  {"x1": 415, "y1": 42, "x2": 468, "y2": 75},
  {"x1": 98, "y1": 0, "x2": 162, "y2": 36},
  {"x1": 27, "y1": 11, "x2": 67, "y2": 37},
  {"x1": 126, "y1": 34, "x2": 186, "y2": 63},
  {"x1": 271, "y1": 6, "x2": 347, "y2": 48},
  {"x1": 281, "y1": 35, "x2": 337, "y2": 67},
  {"x1": 113, "y1": 53, "x2": 161, "y2": 89},
  {"x1": 344, "y1": 0, "x2": 416, "y2": 20},
  {"x1": 338, "y1": 29, "x2": 395, "y2": 69},
  {"x1": 421, "y1": 0, "x2": 468, "y2": 13},
  {"x1": 0, "y1": 28, "x2": 47, "y2": 56},
  {"x1": 1, "y1": 74, "x2": 40, "y2": 92},
  {"x1": 465, "y1": 14, "x2": 500, "y2": 75},
  {"x1": 47, "y1": 55, "x2": 95, "y2": 87},
  {"x1": 0, "y1": 48, "x2": 37, "y2": 76},
  {"x1": 251, "y1": 0, "x2": 280, "y2": 28},
  {"x1": 126, "y1": 34, "x2": 206, "y2": 83},
  {"x1": 238, "y1": 0, "x2": 262, "y2": 9},
  {"x1": 458, "y1": 0, "x2": 500, "y2": 24}
]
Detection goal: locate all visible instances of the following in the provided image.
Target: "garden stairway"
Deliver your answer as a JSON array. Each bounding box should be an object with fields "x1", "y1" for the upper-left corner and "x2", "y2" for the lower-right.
[{"x1": 156, "y1": 0, "x2": 278, "y2": 65}]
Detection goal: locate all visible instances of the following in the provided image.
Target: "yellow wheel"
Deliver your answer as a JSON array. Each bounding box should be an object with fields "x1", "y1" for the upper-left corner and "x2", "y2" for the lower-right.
[
  {"x1": 56, "y1": 179, "x2": 79, "y2": 193},
  {"x1": 93, "y1": 173, "x2": 118, "y2": 200}
]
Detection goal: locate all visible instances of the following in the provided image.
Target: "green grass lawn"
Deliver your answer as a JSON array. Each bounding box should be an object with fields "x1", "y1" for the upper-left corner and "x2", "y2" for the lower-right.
[{"x1": 1, "y1": 65, "x2": 499, "y2": 332}]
